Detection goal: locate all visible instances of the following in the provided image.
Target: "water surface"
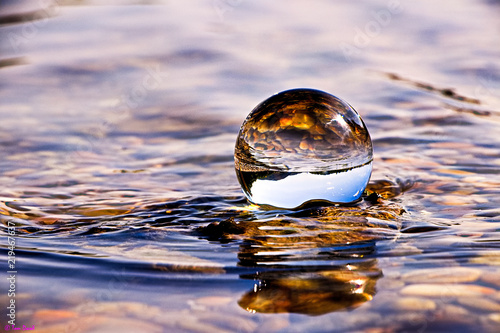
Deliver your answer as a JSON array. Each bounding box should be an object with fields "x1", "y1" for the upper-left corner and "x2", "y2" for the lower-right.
[{"x1": 1, "y1": 0, "x2": 500, "y2": 332}]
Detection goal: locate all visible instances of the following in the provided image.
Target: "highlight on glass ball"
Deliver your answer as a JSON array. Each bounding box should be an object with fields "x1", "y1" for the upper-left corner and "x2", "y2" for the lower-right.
[{"x1": 234, "y1": 88, "x2": 373, "y2": 209}]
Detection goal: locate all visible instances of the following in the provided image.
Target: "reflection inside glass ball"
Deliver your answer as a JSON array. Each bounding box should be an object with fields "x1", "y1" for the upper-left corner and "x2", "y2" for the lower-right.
[{"x1": 234, "y1": 88, "x2": 373, "y2": 209}]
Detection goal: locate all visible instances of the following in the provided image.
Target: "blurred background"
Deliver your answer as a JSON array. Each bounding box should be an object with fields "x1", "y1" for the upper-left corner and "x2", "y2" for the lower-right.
[{"x1": 1, "y1": 1, "x2": 499, "y2": 332}]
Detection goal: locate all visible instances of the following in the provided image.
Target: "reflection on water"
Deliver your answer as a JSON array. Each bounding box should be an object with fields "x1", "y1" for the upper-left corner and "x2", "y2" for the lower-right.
[
  {"x1": 1, "y1": 0, "x2": 500, "y2": 332},
  {"x1": 239, "y1": 261, "x2": 380, "y2": 315},
  {"x1": 196, "y1": 190, "x2": 403, "y2": 316}
]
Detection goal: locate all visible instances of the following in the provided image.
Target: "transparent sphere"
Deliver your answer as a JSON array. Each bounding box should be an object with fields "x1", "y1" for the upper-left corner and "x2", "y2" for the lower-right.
[{"x1": 234, "y1": 88, "x2": 373, "y2": 209}]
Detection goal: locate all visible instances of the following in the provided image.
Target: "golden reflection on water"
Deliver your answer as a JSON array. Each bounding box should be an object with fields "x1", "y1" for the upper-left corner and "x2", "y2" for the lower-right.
[
  {"x1": 1, "y1": 0, "x2": 500, "y2": 332},
  {"x1": 239, "y1": 263, "x2": 379, "y2": 315},
  {"x1": 197, "y1": 184, "x2": 405, "y2": 315}
]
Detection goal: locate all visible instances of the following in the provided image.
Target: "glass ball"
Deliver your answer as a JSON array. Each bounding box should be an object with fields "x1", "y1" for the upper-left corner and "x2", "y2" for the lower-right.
[{"x1": 234, "y1": 88, "x2": 373, "y2": 209}]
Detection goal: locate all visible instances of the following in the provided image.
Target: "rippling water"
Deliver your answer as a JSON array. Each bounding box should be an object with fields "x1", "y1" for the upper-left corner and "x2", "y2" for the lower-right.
[{"x1": 1, "y1": 0, "x2": 500, "y2": 332}]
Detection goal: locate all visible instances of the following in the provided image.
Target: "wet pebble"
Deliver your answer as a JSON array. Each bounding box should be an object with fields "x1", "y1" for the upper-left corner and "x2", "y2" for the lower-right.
[
  {"x1": 394, "y1": 297, "x2": 437, "y2": 311},
  {"x1": 479, "y1": 313, "x2": 500, "y2": 333},
  {"x1": 196, "y1": 311, "x2": 258, "y2": 333},
  {"x1": 439, "y1": 304, "x2": 470, "y2": 318},
  {"x1": 470, "y1": 251, "x2": 500, "y2": 266},
  {"x1": 387, "y1": 243, "x2": 423, "y2": 256},
  {"x1": 376, "y1": 278, "x2": 406, "y2": 290},
  {"x1": 481, "y1": 270, "x2": 500, "y2": 287},
  {"x1": 35, "y1": 315, "x2": 163, "y2": 333},
  {"x1": 3, "y1": 167, "x2": 37, "y2": 177},
  {"x1": 74, "y1": 301, "x2": 163, "y2": 321},
  {"x1": 89, "y1": 316, "x2": 164, "y2": 333},
  {"x1": 33, "y1": 309, "x2": 78, "y2": 322},
  {"x1": 177, "y1": 317, "x2": 233, "y2": 333},
  {"x1": 401, "y1": 284, "x2": 496, "y2": 297},
  {"x1": 401, "y1": 267, "x2": 482, "y2": 284},
  {"x1": 258, "y1": 316, "x2": 290, "y2": 333},
  {"x1": 380, "y1": 312, "x2": 429, "y2": 332},
  {"x1": 457, "y1": 297, "x2": 500, "y2": 312},
  {"x1": 296, "y1": 311, "x2": 383, "y2": 333},
  {"x1": 491, "y1": 292, "x2": 500, "y2": 301},
  {"x1": 435, "y1": 195, "x2": 474, "y2": 206},
  {"x1": 194, "y1": 296, "x2": 233, "y2": 307},
  {"x1": 152, "y1": 310, "x2": 234, "y2": 333},
  {"x1": 153, "y1": 311, "x2": 191, "y2": 327},
  {"x1": 429, "y1": 142, "x2": 476, "y2": 149},
  {"x1": 486, "y1": 313, "x2": 500, "y2": 324}
]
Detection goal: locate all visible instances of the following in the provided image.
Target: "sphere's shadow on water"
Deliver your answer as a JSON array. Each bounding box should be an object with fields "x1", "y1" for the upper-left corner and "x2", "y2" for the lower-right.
[{"x1": 196, "y1": 178, "x2": 411, "y2": 316}]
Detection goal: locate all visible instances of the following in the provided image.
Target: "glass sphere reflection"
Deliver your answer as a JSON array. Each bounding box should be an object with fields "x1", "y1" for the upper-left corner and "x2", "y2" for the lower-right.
[{"x1": 234, "y1": 88, "x2": 373, "y2": 209}]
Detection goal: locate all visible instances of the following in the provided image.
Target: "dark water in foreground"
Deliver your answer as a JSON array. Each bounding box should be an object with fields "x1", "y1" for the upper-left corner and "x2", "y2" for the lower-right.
[{"x1": 1, "y1": 1, "x2": 500, "y2": 332}]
